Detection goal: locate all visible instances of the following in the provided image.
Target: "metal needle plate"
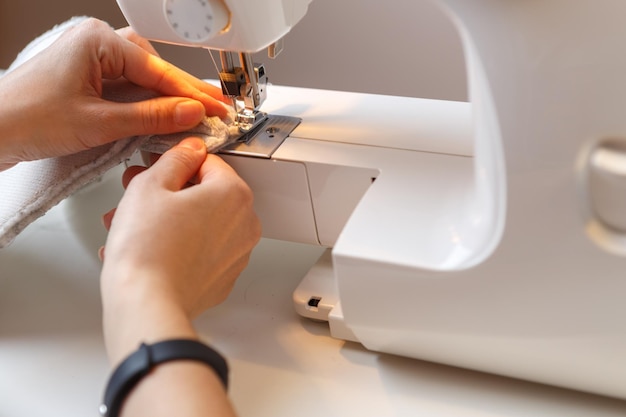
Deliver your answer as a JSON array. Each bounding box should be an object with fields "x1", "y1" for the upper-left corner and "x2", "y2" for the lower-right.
[{"x1": 219, "y1": 114, "x2": 302, "y2": 159}]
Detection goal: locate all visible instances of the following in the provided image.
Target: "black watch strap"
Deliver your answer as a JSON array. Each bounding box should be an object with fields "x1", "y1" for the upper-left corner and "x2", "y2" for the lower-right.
[{"x1": 99, "y1": 339, "x2": 229, "y2": 417}]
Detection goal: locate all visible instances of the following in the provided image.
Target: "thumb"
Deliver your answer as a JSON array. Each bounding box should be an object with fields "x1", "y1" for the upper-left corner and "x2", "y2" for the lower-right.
[
  {"x1": 101, "y1": 97, "x2": 206, "y2": 138},
  {"x1": 148, "y1": 137, "x2": 207, "y2": 190}
]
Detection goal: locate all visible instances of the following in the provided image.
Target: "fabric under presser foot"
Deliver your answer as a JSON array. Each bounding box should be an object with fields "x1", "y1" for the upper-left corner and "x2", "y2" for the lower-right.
[{"x1": 141, "y1": 110, "x2": 240, "y2": 155}]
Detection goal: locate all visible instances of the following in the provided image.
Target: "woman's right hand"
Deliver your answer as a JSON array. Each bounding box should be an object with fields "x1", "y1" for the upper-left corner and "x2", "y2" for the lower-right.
[{"x1": 100, "y1": 137, "x2": 261, "y2": 364}]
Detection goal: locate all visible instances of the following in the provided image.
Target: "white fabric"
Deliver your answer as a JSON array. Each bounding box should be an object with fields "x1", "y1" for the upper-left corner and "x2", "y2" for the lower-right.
[{"x1": 0, "y1": 17, "x2": 236, "y2": 248}]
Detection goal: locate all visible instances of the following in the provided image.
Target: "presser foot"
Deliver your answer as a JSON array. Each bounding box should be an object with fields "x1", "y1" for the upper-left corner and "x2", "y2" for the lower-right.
[
  {"x1": 234, "y1": 108, "x2": 266, "y2": 132},
  {"x1": 221, "y1": 113, "x2": 301, "y2": 158}
]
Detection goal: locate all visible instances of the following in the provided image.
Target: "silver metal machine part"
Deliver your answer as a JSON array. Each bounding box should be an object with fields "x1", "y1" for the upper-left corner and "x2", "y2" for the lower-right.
[
  {"x1": 218, "y1": 51, "x2": 268, "y2": 131},
  {"x1": 214, "y1": 42, "x2": 295, "y2": 156},
  {"x1": 220, "y1": 114, "x2": 301, "y2": 158}
]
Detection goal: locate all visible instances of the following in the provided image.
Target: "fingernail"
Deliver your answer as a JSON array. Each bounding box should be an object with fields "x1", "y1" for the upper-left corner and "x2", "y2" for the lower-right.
[
  {"x1": 175, "y1": 100, "x2": 205, "y2": 126},
  {"x1": 101, "y1": 208, "x2": 116, "y2": 230},
  {"x1": 179, "y1": 137, "x2": 206, "y2": 151}
]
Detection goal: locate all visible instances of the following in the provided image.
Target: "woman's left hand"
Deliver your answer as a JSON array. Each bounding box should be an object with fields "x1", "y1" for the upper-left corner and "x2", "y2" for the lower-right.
[{"x1": 0, "y1": 18, "x2": 228, "y2": 170}]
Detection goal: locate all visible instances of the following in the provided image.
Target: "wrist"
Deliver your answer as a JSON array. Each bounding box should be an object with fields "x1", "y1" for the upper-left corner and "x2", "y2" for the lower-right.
[
  {"x1": 100, "y1": 339, "x2": 229, "y2": 417},
  {"x1": 101, "y1": 266, "x2": 197, "y2": 366}
]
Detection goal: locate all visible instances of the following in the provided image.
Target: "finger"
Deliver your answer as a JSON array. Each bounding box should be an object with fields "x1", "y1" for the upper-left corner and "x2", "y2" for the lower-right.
[
  {"x1": 122, "y1": 165, "x2": 148, "y2": 189},
  {"x1": 115, "y1": 26, "x2": 160, "y2": 56},
  {"x1": 101, "y1": 208, "x2": 116, "y2": 231},
  {"x1": 141, "y1": 151, "x2": 161, "y2": 167},
  {"x1": 70, "y1": 19, "x2": 226, "y2": 113},
  {"x1": 98, "y1": 246, "x2": 106, "y2": 262},
  {"x1": 138, "y1": 151, "x2": 161, "y2": 167},
  {"x1": 127, "y1": 52, "x2": 226, "y2": 105},
  {"x1": 105, "y1": 38, "x2": 229, "y2": 117},
  {"x1": 148, "y1": 152, "x2": 161, "y2": 166},
  {"x1": 197, "y1": 153, "x2": 240, "y2": 184},
  {"x1": 148, "y1": 137, "x2": 207, "y2": 190},
  {"x1": 95, "y1": 97, "x2": 207, "y2": 138},
  {"x1": 0, "y1": 161, "x2": 16, "y2": 172}
]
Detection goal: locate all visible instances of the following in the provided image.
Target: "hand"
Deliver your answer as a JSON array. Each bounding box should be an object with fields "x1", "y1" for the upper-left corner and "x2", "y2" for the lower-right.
[
  {"x1": 0, "y1": 18, "x2": 228, "y2": 170},
  {"x1": 100, "y1": 137, "x2": 261, "y2": 363}
]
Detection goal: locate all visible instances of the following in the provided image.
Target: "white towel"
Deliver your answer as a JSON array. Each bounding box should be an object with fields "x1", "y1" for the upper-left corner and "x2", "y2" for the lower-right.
[{"x1": 0, "y1": 17, "x2": 237, "y2": 249}]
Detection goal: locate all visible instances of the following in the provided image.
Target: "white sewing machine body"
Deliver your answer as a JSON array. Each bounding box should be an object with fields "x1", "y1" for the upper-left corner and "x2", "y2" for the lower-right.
[{"x1": 117, "y1": 0, "x2": 626, "y2": 400}]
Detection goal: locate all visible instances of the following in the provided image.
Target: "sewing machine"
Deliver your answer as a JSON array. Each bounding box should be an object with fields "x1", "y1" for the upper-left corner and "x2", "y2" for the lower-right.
[{"x1": 116, "y1": 0, "x2": 626, "y2": 400}]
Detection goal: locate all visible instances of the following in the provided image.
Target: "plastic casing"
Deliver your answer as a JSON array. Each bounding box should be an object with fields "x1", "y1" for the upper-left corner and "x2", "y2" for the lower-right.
[
  {"x1": 116, "y1": 0, "x2": 312, "y2": 52},
  {"x1": 118, "y1": 0, "x2": 626, "y2": 400}
]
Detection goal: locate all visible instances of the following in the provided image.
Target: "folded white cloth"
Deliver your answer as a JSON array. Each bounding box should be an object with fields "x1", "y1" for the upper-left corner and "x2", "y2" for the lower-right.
[{"x1": 0, "y1": 17, "x2": 237, "y2": 249}]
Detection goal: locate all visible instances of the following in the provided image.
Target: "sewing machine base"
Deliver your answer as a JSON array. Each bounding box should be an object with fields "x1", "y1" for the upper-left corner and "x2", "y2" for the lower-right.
[
  {"x1": 293, "y1": 249, "x2": 358, "y2": 342},
  {"x1": 220, "y1": 83, "x2": 626, "y2": 401}
]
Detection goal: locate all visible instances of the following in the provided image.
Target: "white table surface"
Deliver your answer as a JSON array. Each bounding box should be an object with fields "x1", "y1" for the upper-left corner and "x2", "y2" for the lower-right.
[{"x1": 1, "y1": 165, "x2": 626, "y2": 417}]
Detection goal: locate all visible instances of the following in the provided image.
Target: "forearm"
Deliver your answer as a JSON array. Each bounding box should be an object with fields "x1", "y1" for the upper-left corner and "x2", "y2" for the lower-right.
[
  {"x1": 97, "y1": 136, "x2": 258, "y2": 417},
  {"x1": 101, "y1": 267, "x2": 237, "y2": 417},
  {"x1": 101, "y1": 267, "x2": 198, "y2": 364}
]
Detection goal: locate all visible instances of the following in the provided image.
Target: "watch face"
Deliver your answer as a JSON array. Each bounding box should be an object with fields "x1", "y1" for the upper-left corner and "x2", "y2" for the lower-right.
[{"x1": 164, "y1": 0, "x2": 220, "y2": 42}]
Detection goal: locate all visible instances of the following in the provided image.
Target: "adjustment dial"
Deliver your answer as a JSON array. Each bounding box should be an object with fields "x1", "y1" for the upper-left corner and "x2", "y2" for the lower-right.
[{"x1": 164, "y1": 0, "x2": 230, "y2": 43}]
